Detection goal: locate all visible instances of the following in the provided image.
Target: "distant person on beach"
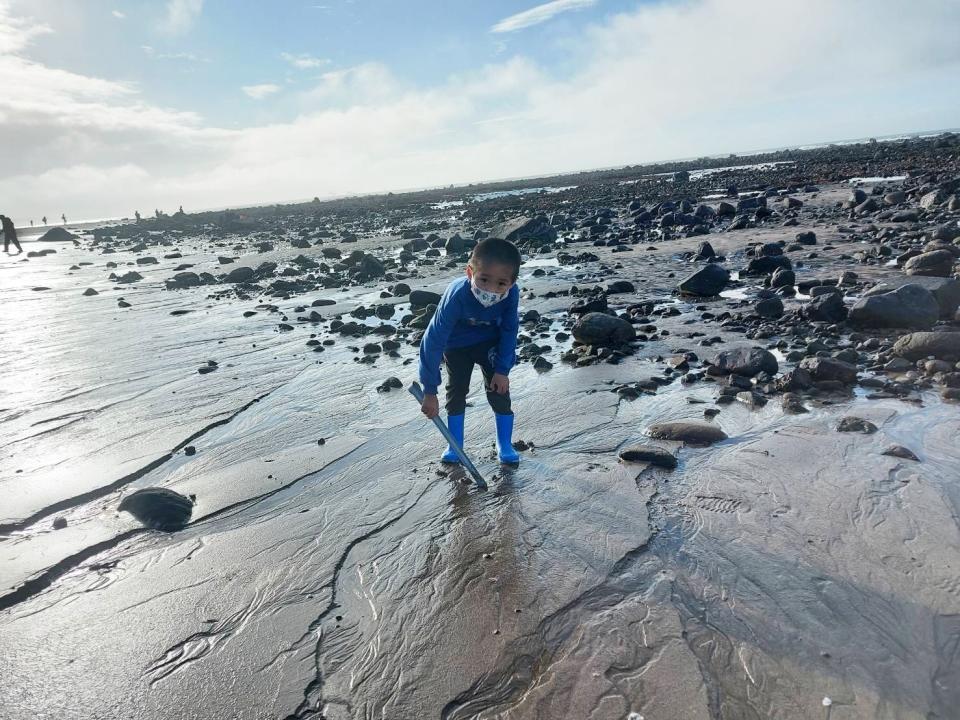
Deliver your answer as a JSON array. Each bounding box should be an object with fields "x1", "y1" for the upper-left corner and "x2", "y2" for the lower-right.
[
  {"x1": 1, "y1": 214, "x2": 23, "y2": 253},
  {"x1": 42, "y1": 215, "x2": 47, "y2": 225},
  {"x1": 61, "y1": 213, "x2": 67, "y2": 225},
  {"x1": 418, "y1": 238, "x2": 521, "y2": 465},
  {"x1": 135, "y1": 211, "x2": 141, "y2": 222}
]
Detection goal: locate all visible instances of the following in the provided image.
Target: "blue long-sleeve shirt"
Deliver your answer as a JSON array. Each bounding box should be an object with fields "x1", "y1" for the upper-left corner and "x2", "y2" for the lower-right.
[{"x1": 418, "y1": 276, "x2": 520, "y2": 395}]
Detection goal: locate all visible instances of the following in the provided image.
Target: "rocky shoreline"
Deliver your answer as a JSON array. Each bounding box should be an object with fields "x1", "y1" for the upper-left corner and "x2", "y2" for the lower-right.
[{"x1": 2, "y1": 133, "x2": 959, "y2": 719}]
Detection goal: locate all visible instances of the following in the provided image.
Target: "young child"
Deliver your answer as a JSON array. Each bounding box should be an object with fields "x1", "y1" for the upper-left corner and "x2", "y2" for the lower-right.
[{"x1": 418, "y1": 238, "x2": 521, "y2": 465}]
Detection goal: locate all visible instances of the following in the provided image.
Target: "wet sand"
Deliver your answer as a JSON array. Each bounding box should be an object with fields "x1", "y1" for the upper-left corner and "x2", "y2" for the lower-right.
[{"x1": 2, "y1": 136, "x2": 960, "y2": 719}]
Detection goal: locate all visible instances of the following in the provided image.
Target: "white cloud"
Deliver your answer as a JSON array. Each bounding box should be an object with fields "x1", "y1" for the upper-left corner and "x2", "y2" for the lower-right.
[
  {"x1": 242, "y1": 83, "x2": 281, "y2": 100},
  {"x1": 161, "y1": 0, "x2": 203, "y2": 35},
  {"x1": 2, "y1": 0, "x2": 960, "y2": 223},
  {"x1": 112, "y1": 10, "x2": 126, "y2": 19},
  {"x1": 492, "y1": 0, "x2": 597, "y2": 33},
  {"x1": 281, "y1": 52, "x2": 330, "y2": 69},
  {"x1": 300, "y1": 63, "x2": 400, "y2": 107},
  {"x1": 0, "y1": 4, "x2": 52, "y2": 53},
  {"x1": 144, "y1": 47, "x2": 209, "y2": 62}
]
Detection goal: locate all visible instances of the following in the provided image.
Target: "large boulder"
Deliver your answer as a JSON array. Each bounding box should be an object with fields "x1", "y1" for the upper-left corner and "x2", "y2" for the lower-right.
[
  {"x1": 863, "y1": 275, "x2": 960, "y2": 319},
  {"x1": 572, "y1": 312, "x2": 636, "y2": 345},
  {"x1": 892, "y1": 332, "x2": 960, "y2": 361},
  {"x1": 904, "y1": 250, "x2": 954, "y2": 277},
  {"x1": 799, "y1": 356, "x2": 858, "y2": 384},
  {"x1": 849, "y1": 283, "x2": 940, "y2": 330},
  {"x1": 647, "y1": 422, "x2": 728, "y2": 445},
  {"x1": 37, "y1": 227, "x2": 77, "y2": 243},
  {"x1": 677, "y1": 264, "x2": 729, "y2": 296},
  {"x1": 487, "y1": 215, "x2": 556, "y2": 248},
  {"x1": 714, "y1": 347, "x2": 778, "y2": 377}
]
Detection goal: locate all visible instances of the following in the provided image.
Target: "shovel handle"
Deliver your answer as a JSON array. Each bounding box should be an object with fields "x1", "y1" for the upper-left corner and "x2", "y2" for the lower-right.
[{"x1": 409, "y1": 382, "x2": 487, "y2": 489}]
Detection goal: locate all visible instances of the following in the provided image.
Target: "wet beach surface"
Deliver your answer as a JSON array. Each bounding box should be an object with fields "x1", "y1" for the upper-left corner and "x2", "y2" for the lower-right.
[{"x1": 2, "y1": 136, "x2": 960, "y2": 719}]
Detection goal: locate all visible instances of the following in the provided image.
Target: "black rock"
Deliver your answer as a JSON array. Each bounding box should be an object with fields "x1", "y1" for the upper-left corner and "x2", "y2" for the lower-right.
[
  {"x1": 572, "y1": 312, "x2": 635, "y2": 345},
  {"x1": 755, "y1": 297, "x2": 784, "y2": 319},
  {"x1": 837, "y1": 417, "x2": 878, "y2": 434},
  {"x1": 892, "y1": 332, "x2": 960, "y2": 361},
  {"x1": 533, "y1": 356, "x2": 553, "y2": 372},
  {"x1": 647, "y1": 422, "x2": 728, "y2": 445},
  {"x1": 225, "y1": 266, "x2": 255, "y2": 283},
  {"x1": 606, "y1": 280, "x2": 636, "y2": 294},
  {"x1": 803, "y1": 292, "x2": 847, "y2": 323},
  {"x1": 677, "y1": 264, "x2": 729, "y2": 296},
  {"x1": 745, "y1": 255, "x2": 791, "y2": 276},
  {"x1": 882, "y1": 445, "x2": 919, "y2": 461},
  {"x1": 904, "y1": 250, "x2": 954, "y2": 278},
  {"x1": 799, "y1": 356, "x2": 857, "y2": 384},
  {"x1": 487, "y1": 215, "x2": 557, "y2": 248},
  {"x1": 410, "y1": 290, "x2": 443, "y2": 308},
  {"x1": 770, "y1": 268, "x2": 795, "y2": 288},
  {"x1": 37, "y1": 227, "x2": 78, "y2": 242},
  {"x1": 714, "y1": 347, "x2": 778, "y2": 377},
  {"x1": 863, "y1": 276, "x2": 960, "y2": 319},
  {"x1": 118, "y1": 487, "x2": 194, "y2": 531},
  {"x1": 618, "y1": 444, "x2": 678, "y2": 469},
  {"x1": 849, "y1": 284, "x2": 939, "y2": 330}
]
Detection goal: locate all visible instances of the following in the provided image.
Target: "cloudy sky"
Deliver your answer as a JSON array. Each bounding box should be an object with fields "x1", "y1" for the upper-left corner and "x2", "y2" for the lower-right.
[{"x1": 1, "y1": 0, "x2": 958, "y2": 224}]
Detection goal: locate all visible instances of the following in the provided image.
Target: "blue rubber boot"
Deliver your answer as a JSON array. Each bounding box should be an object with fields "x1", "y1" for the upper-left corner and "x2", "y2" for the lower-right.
[
  {"x1": 441, "y1": 414, "x2": 465, "y2": 463},
  {"x1": 495, "y1": 413, "x2": 520, "y2": 465}
]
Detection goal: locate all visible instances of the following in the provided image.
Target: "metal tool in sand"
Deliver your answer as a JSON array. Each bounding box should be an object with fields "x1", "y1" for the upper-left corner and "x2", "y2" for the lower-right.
[{"x1": 408, "y1": 382, "x2": 487, "y2": 489}]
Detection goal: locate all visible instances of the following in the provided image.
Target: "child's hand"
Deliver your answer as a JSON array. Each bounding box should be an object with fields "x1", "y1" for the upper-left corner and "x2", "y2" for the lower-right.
[
  {"x1": 489, "y1": 373, "x2": 509, "y2": 394},
  {"x1": 421, "y1": 394, "x2": 440, "y2": 419}
]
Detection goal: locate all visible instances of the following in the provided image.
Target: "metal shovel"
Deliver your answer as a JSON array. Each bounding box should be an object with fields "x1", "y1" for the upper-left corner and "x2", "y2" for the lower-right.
[{"x1": 408, "y1": 382, "x2": 487, "y2": 489}]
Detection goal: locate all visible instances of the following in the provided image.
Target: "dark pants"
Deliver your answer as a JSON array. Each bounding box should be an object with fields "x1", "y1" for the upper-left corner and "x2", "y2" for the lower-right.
[
  {"x1": 3, "y1": 232, "x2": 21, "y2": 253},
  {"x1": 443, "y1": 338, "x2": 512, "y2": 416}
]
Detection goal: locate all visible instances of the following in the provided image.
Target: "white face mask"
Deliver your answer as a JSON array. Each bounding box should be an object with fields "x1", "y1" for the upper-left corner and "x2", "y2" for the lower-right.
[{"x1": 470, "y1": 280, "x2": 508, "y2": 308}]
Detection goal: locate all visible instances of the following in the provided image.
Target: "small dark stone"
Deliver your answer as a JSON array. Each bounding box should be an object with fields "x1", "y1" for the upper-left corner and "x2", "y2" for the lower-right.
[
  {"x1": 837, "y1": 417, "x2": 878, "y2": 434},
  {"x1": 882, "y1": 445, "x2": 919, "y2": 461},
  {"x1": 618, "y1": 444, "x2": 678, "y2": 469}
]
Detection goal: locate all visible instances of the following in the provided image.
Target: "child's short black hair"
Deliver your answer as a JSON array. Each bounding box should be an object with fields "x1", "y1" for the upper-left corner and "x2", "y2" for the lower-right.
[{"x1": 469, "y1": 238, "x2": 521, "y2": 279}]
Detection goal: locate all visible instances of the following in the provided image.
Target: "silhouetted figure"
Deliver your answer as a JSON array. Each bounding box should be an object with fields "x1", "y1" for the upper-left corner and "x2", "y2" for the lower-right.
[
  {"x1": 1, "y1": 214, "x2": 23, "y2": 253},
  {"x1": 61, "y1": 213, "x2": 67, "y2": 225},
  {"x1": 176, "y1": 205, "x2": 184, "y2": 215},
  {"x1": 42, "y1": 215, "x2": 47, "y2": 225},
  {"x1": 134, "y1": 210, "x2": 141, "y2": 223},
  {"x1": 30, "y1": 219, "x2": 34, "y2": 227}
]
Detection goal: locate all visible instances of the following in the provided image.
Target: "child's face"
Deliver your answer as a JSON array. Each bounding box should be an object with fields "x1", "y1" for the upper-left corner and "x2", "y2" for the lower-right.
[{"x1": 467, "y1": 260, "x2": 515, "y2": 294}]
